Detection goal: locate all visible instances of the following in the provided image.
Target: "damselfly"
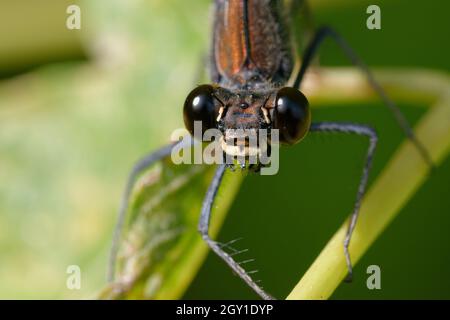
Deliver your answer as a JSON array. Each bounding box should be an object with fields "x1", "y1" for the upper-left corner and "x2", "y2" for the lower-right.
[{"x1": 107, "y1": 0, "x2": 432, "y2": 300}]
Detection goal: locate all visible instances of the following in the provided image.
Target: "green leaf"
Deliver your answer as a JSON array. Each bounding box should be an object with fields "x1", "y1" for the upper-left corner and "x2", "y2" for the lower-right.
[{"x1": 100, "y1": 154, "x2": 244, "y2": 299}]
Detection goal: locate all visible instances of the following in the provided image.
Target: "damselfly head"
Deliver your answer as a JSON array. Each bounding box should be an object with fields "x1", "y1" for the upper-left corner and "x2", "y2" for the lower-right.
[{"x1": 183, "y1": 84, "x2": 311, "y2": 164}]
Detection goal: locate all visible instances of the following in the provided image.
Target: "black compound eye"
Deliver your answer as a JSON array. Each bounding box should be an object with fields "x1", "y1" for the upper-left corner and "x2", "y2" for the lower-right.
[
  {"x1": 183, "y1": 84, "x2": 217, "y2": 138},
  {"x1": 273, "y1": 87, "x2": 311, "y2": 144}
]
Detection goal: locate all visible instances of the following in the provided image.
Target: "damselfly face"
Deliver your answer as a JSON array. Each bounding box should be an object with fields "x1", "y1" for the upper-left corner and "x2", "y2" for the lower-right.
[
  {"x1": 183, "y1": 84, "x2": 311, "y2": 165},
  {"x1": 182, "y1": 0, "x2": 311, "y2": 167}
]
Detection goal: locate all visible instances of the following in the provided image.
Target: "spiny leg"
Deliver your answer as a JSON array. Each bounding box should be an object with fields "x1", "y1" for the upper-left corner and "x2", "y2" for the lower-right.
[
  {"x1": 109, "y1": 46, "x2": 207, "y2": 282},
  {"x1": 198, "y1": 164, "x2": 274, "y2": 300},
  {"x1": 108, "y1": 138, "x2": 192, "y2": 282},
  {"x1": 295, "y1": 26, "x2": 433, "y2": 168},
  {"x1": 309, "y1": 122, "x2": 378, "y2": 282}
]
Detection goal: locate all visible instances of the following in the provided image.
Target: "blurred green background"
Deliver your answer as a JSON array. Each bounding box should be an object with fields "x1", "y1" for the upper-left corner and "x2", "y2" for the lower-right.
[{"x1": 0, "y1": 0, "x2": 448, "y2": 299}]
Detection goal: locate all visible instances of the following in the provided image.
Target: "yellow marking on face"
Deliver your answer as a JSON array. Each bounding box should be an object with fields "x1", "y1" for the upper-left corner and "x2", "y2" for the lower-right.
[
  {"x1": 261, "y1": 107, "x2": 271, "y2": 124},
  {"x1": 216, "y1": 106, "x2": 224, "y2": 122}
]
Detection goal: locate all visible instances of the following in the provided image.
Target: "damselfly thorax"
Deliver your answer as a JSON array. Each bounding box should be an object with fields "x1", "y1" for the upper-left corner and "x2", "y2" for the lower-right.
[{"x1": 183, "y1": 0, "x2": 311, "y2": 165}]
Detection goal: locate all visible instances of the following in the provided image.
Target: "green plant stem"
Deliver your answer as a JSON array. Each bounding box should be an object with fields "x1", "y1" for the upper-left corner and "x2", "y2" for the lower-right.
[{"x1": 287, "y1": 68, "x2": 450, "y2": 299}]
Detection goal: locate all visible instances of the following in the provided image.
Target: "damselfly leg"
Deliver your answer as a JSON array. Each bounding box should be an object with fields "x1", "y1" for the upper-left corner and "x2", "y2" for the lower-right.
[
  {"x1": 309, "y1": 122, "x2": 378, "y2": 282},
  {"x1": 294, "y1": 26, "x2": 433, "y2": 168},
  {"x1": 108, "y1": 139, "x2": 192, "y2": 282},
  {"x1": 198, "y1": 164, "x2": 274, "y2": 300},
  {"x1": 294, "y1": 26, "x2": 433, "y2": 282}
]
